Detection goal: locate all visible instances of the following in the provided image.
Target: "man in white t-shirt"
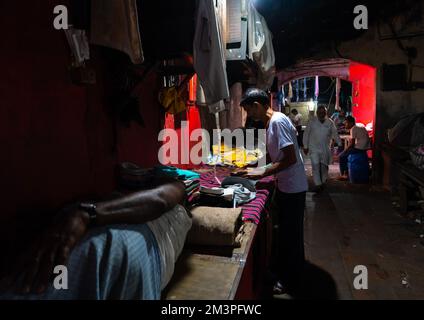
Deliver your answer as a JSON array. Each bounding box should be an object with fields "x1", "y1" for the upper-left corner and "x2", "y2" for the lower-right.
[
  {"x1": 238, "y1": 88, "x2": 308, "y2": 297},
  {"x1": 338, "y1": 115, "x2": 371, "y2": 180}
]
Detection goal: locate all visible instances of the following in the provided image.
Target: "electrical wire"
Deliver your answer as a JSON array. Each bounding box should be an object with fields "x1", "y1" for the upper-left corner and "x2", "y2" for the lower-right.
[{"x1": 320, "y1": 78, "x2": 336, "y2": 95}]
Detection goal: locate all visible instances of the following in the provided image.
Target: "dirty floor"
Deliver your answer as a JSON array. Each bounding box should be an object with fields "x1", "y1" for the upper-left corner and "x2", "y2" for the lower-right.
[{"x1": 298, "y1": 159, "x2": 424, "y2": 300}]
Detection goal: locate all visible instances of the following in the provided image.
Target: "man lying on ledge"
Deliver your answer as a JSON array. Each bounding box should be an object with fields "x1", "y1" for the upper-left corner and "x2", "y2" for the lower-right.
[{"x1": 0, "y1": 177, "x2": 191, "y2": 300}]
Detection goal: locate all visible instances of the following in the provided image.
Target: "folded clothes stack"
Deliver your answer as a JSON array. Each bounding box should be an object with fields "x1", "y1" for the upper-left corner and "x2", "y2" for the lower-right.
[
  {"x1": 198, "y1": 168, "x2": 272, "y2": 224},
  {"x1": 185, "y1": 179, "x2": 200, "y2": 199},
  {"x1": 195, "y1": 176, "x2": 256, "y2": 208},
  {"x1": 154, "y1": 165, "x2": 201, "y2": 180},
  {"x1": 198, "y1": 186, "x2": 233, "y2": 207}
]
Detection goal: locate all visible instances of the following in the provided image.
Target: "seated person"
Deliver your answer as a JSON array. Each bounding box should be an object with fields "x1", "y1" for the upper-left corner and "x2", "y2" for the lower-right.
[
  {"x1": 338, "y1": 116, "x2": 371, "y2": 181},
  {"x1": 0, "y1": 177, "x2": 191, "y2": 300}
]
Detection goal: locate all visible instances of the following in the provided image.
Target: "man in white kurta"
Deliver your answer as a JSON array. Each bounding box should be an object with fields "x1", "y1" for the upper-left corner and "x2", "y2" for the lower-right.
[{"x1": 303, "y1": 106, "x2": 341, "y2": 191}]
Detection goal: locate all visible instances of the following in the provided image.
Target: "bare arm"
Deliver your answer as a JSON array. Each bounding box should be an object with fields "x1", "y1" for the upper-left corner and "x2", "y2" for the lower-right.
[
  {"x1": 244, "y1": 144, "x2": 297, "y2": 180},
  {"x1": 95, "y1": 180, "x2": 185, "y2": 225},
  {"x1": 263, "y1": 144, "x2": 297, "y2": 177}
]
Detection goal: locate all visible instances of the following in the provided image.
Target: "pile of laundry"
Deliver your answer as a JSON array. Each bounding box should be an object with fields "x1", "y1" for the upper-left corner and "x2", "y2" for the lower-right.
[
  {"x1": 153, "y1": 165, "x2": 201, "y2": 201},
  {"x1": 196, "y1": 176, "x2": 256, "y2": 208},
  {"x1": 206, "y1": 144, "x2": 263, "y2": 168}
]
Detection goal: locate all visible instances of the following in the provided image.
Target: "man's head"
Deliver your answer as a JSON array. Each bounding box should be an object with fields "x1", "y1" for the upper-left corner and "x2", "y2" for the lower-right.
[
  {"x1": 344, "y1": 115, "x2": 356, "y2": 130},
  {"x1": 291, "y1": 109, "x2": 298, "y2": 115},
  {"x1": 317, "y1": 105, "x2": 327, "y2": 122},
  {"x1": 240, "y1": 88, "x2": 270, "y2": 121}
]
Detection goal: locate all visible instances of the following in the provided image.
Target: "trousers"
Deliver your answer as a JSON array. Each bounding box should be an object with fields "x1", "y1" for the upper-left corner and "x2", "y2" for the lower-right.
[{"x1": 271, "y1": 189, "x2": 306, "y2": 292}]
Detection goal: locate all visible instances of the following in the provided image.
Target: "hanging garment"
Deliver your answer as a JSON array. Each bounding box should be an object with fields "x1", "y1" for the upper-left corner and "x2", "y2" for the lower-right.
[
  {"x1": 303, "y1": 78, "x2": 307, "y2": 100},
  {"x1": 247, "y1": 2, "x2": 276, "y2": 89},
  {"x1": 158, "y1": 87, "x2": 187, "y2": 115},
  {"x1": 303, "y1": 117, "x2": 341, "y2": 166},
  {"x1": 295, "y1": 79, "x2": 300, "y2": 102},
  {"x1": 288, "y1": 81, "x2": 293, "y2": 102},
  {"x1": 280, "y1": 85, "x2": 286, "y2": 109},
  {"x1": 193, "y1": 0, "x2": 230, "y2": 105},
  {"x1": 90, "y1": 0, "x2": 144, "y2": 64},
  {"x1": 314, "y1": 76, "x2": 319, "y2": 100},
  {"x1": 64, "y1": 27, "x2": 90, "y2": 65},
  {"x1": 196, "y1": 82, "x2": 208, "y2": 106},
  {"x1": 208, "y1": 100, "x2": 226, "y2": 114},
  {"x1": 335, "y1": 78, "x2": 341, "y2": 110}
]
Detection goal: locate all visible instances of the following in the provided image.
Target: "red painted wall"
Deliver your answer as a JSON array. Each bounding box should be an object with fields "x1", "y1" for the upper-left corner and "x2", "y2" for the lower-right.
[
  {"x1": 349, "y1": 62, "x2": 376, "y2": 138},
  {"x1": 162, "y1": 75, "x2": 202, "y2": 169},
  {"x1": 0, "y1": 1, "x2": 162, "y2": 224}
]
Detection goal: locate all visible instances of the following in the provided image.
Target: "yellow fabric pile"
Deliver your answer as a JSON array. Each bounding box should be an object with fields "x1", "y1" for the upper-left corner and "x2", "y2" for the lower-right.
[{"x1": 209, "y1": 144, "x2": 263, "y2": 168}]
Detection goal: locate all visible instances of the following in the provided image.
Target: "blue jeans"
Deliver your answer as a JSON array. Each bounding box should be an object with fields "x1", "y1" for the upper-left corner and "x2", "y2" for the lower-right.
[{"x1": 339, "y1": 148, "x2": 366, "y2": 176}]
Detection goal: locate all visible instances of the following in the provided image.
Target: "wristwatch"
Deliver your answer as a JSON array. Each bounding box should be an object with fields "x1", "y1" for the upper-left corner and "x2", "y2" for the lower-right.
[{"x1": 79, "y1": 202, "x2": 97, "y2": 226}]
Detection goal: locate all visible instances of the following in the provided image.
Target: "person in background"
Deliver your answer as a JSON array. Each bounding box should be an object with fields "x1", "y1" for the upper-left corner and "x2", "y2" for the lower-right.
[
  {"x1": 289, "y1": 109, "x2": 301, "y2": 125},
  {"x1": 289, "y1": 109, "x2": 304, "y2": 147},
  {"x1": 331, "y1": 109, "x2": 347, "y2": 133},
  {"x1": 303, "y1": 105, "x2": 341, "y2": 192},
  {"x1": 237, "y1": 88, "x2": 308, "y2": 298},
  {"x1": 338, "y1": 115, "x2": 370, "y2": 181}
]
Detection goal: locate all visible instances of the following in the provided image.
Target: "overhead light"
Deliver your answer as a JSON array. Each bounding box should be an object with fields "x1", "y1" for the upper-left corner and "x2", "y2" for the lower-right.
[{"x1": 307, "y1": 99, "x2": 316, "y2": 112}]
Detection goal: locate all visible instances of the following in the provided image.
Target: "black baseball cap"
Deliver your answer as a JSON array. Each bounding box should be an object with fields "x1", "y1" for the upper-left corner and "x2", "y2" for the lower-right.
[{"x1": 240, "y1": 88, "x2": 270, "y2": 107}]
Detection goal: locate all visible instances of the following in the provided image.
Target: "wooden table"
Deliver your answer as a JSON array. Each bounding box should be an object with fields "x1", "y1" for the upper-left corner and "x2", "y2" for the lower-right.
[
  {"x1": 163, "y1": 222, "x2": 265, "y2": 300},
  {"x1": 162, "y1": 165, "x2": 273, "y2": 300}
]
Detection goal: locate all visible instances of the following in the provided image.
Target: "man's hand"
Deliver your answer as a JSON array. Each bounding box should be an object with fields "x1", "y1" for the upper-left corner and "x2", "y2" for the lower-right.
[
  {"x1": 231, "y1": 168, "x2": 249, "y2": 176},
  {"x1": 303, "y1": 148, "x2": 309, "y2": 155},
  {"x1": 12, "y1": 208, "x2": 90, "y2": 294},
  {"x1": 240, "y1": 167, "x2": 266, "y2": 180}
]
